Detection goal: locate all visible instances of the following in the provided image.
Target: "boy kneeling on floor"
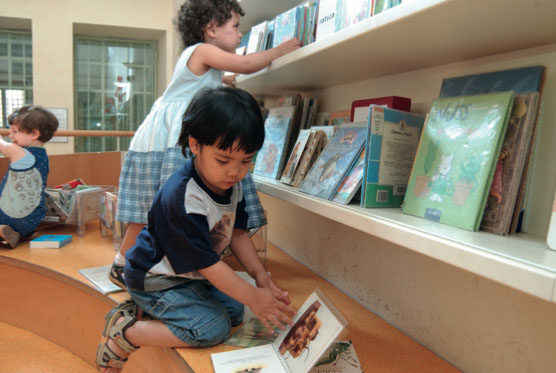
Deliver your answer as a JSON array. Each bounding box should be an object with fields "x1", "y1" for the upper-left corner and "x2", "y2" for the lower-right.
[{"x1": 97, "y1": 87, "x2": 296, "y2": 371}]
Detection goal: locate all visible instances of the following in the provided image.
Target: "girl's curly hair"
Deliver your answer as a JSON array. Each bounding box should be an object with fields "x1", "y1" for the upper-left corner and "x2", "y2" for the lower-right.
[{"x1": 176, "y1": 0, "x2": 244, "y2": 48}]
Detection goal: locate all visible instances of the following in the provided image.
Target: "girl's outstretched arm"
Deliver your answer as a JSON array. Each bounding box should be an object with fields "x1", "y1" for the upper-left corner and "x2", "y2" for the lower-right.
[
  {"x1": 0, "y1": 138, "x2": 26, "y2": 162},
  {"x1": 189, "y1": 38, "x2": 302, "y2": 76}
]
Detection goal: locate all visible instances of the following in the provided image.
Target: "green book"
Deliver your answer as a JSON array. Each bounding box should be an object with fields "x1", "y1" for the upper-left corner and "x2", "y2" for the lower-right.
[{"x1": 402, "y1": 91, "x2": 514, "y2": 231}]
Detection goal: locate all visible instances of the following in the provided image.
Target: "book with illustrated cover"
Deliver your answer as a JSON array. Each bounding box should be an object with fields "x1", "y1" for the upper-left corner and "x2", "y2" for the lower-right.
[
  {"x1": 480, "y1": 93, "x2": 540, "y2": 235},
  {"x1": 291, "y1": 130, "x2": 326, "y2": 187},
  {"x1": 315, "y1": 0, "x2": 344, "y2": 42},
  {"x1": 299, "y1": 126, "x2": 367, "y2": 200},
  {"x1": 273, "y1": 7, "x2": 300, "y2": 48},
  {"x1": 246, "y1": 21, "x2": 267, "y2": 54},
  {"x1": 211, "y1": 288, "x2": 347, "y2": 373},
  {"x1": 281, "y1": 129, "x2": 313, "y2": 185},
  {"x1": 402, "y1": 91, "x2": 514, "y2": 231},
  {"x1": 331, "y1": 150, "x2": 365, "y2": 205},
  {"x1": 439, "y1": 65, "x2": 545, "y2": 98},
  {"x1": 351, "y1": 96, "x2": 411, "y2": 123},
  {"x1": 339, "y1": 0, "x2": 372, "y2": 30},
  {"x1": 548, "y1": 192, "x2": 556, "y2": 251},
  {"x1": 373, "y1": 0, "x2": 402, "y2": 16},
  {"x1": 329, "y1": 109, "x2": 351, "y2": 126},
  {"x1": 225, "y1": 317, "x2": 281, "y2": 348},
  {"x1": 30, "y1": 234, "x2": 72, "y2": 248},
  {"x1": 310, "y1": 340, "x2": 363, "y2": 373},
  {"x1": 79, "y1": 265, "x2": 123, "y2": 294},
  {"x1": 361, "y1": 106, "x2": 425, "y2": 208},
  {"x1": 254, "y1": 106, "x2": 297, "y2": 179}
]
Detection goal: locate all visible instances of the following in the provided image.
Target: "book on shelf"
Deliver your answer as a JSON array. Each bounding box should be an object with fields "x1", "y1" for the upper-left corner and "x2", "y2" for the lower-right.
[
  {"x1": 281, "y1": 129, "x2": 313, "y2": 185},
  {"x1": 329, "y1": 109, "x2": 351, "y2": 126},
  {"x1": 548, "y1": 192, "x2": 556, "y2": 251},
  {"x1": 254, "y1": 106, "x2": 299, "y2": 179},
  {"x1": 262, "y1": 20, "x2": 276, "y2": 51},
  {"x1": 361, "y1": 106, "x2": 425, "y2": 208},
  {"x1": 315, "y1": 111, "x2": 331, "y2": 126},
  {"x1": 315, "y1": 0, "x2": 344, "y2": 42},
  {"x1": 331, "y1": 149, "x2": 366, "y2": 205},
  {"x1": 300, "y1": 97, "x2": 320, "y2": 130},
  {"x1": 30, "y1": 234, "x2": 73, "y2": 249},
  {"x1": 310, "y1": 340, "x2": 363, "y2": 373},
  {"x1": 299, "y1": 125, "x2": 367, "y2": 200},
  {"x1": 291, "y1": 130, "x2": 327, "y2": 187},
  {"x1": 402, "y1": 91, "x2": 515, "y2": 231},
  {"x1": 211, "y1": 288, "x2": 347, "y2": 373},
  {"x1": 339, "y1": 0, "x2": 373, "y2": 30},
  {"x1": 246, "y1": 20, "x2": 267, "y2": 54},
  {"x1": 479, "y1": 93, "x2": 540, "y2": 235},
  {"x1": 273, "y1": 6, "x2": 301, "y2": 48},
  {"x1": 439, "y1": 65, "x2": 546, "y2": 234},
  {"x1": 79, "y1": 265, "x2": 123, "y2": 294},
  {"x1": 373, "y1": 0, "x2": 402, "y2": 16},
  {"x1": 350, "y1": 95, "x2": 411, "y2": 123}
]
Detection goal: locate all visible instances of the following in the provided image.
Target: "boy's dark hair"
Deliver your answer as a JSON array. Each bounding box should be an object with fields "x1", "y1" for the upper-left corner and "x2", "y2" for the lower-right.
[
  {"x1": 176, "y1": 0, "x2": 244, "y2": 48},
  {"x1": 178, "y1": 87, "x2": 264, "y2": 157},
  {"x1": 8, "y1": 105, "x2": 59, "y2": 143}
]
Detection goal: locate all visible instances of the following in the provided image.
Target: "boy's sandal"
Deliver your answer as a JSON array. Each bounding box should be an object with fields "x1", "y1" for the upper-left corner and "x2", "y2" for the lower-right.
[{"x1": 96, "y1": 300, "x2": 141, "y2": 369}]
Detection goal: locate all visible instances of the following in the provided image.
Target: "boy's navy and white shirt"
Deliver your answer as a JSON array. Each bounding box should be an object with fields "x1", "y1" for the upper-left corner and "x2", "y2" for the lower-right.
[{"x1": 125, "y1": 159, "x2": 249, "y2": 291}]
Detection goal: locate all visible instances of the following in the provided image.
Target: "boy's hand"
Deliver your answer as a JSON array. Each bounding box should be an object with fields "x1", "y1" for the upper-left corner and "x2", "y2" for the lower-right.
[
  {"x1": 251, "y1": 287, "x2": 296, "y2": 332},
  {"x1": 277, "y1": 38, "x2": 302, "y2": 57},
  {"x1": 255, "y1": 273, "x2": 291, "y2": 305}
]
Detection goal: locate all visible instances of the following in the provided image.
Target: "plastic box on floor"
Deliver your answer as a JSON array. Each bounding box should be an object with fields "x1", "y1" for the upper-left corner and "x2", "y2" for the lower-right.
[
  {"x1": 98, "y1": 189, "x2": 125, "y2": 249},
  {"x1": 44, "y1": 182, "x2": 117, "y2": 237}
]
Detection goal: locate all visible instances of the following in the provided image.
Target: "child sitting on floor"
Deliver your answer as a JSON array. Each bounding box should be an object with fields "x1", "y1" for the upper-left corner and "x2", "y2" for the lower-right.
[
  {"x1": 96, "y1": 87, "x2": 296, "y2": 371},
  {"x1": 0, "y1": 105, "x2": 58, "y2": 249}
]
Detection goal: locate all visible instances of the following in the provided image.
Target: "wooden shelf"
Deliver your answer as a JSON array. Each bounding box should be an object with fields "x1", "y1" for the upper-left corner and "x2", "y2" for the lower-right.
[
  {"x1": 254, "y1": 175, "x2": 556, "y2": 303},
  {"x1": 238, "y1": 0, "x2": 556, "y2": 96}
]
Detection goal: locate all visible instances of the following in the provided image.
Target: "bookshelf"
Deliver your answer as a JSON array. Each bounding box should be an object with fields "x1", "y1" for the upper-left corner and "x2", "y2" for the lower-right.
[
  {"x1": 238, "y1": 0, "x2": 556, "y2": 304},
  {"x1": 238, "y1": 0, "x2": 556, "y2": 96}
]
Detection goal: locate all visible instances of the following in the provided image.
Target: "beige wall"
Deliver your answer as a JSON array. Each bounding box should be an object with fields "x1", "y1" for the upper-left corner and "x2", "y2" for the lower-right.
[{"x1": 1, "y1": 0, "x2": 183, "y2": 154}]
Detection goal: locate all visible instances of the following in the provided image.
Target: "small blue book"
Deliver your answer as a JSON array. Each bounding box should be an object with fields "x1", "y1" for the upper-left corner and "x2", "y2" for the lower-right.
[{"x1": 30, "y1": 234, "x2": 73, "y2": 248}]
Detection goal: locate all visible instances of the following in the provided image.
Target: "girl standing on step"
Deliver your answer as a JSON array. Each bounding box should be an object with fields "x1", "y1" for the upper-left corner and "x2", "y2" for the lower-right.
[{"x1": 109, "y1": 0, "x2": 302, "y2": 287}]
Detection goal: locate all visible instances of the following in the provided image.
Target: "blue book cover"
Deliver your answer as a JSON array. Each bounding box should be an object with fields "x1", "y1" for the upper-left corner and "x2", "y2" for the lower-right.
[
  {"x1": 273, "y1": 7, "x2": 299, "y2": 48},
  {"x1": 361, "y1": 106, "x2": 425, "y2": 208},
  {"x1": 299, "y1": 126, "x2": 367, "y2": 200},
  {"x1": 439, "y1": 65, "x2": 545, "y2": 97},
  {"x1": 30, "y1": 234, "x2": 73, "y2": 248},
  {"x1": 254, "y1": 113, "x2": 294, "y2": 179}
]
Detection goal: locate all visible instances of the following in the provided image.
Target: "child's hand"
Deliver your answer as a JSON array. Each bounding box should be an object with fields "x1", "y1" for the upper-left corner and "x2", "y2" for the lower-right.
[
  {"x1": 222, "y1": 73, "x2": 238, "y2": 87},
  {"x1": 251, "y1": 287, "x2": 296, "y2": 332},
  {"x1": 255, "y1": 273, "x2": 291, "y2": 305},
  {"x1": 277, "y1": 38, "x2": 302, "y2": 57}
]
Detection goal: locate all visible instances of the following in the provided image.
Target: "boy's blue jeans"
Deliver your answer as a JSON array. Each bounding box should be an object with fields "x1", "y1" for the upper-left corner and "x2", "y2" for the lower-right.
[{"x1": 128, "y1": 279, "x2": 244, "y2": 347}]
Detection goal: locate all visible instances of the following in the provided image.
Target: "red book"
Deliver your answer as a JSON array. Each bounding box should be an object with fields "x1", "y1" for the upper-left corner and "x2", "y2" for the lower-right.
[{"x1": 350, "y1": 96, "x2": 411, "y2": 122}]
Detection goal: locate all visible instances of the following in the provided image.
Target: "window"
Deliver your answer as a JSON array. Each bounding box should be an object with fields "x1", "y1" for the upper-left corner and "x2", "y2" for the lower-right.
[
  {"x1": 74, "y1": 36, "x2": 156, "y2": 152},
  {"x1": 0, "y1": 30, "x2": 33, "y2": 127}
]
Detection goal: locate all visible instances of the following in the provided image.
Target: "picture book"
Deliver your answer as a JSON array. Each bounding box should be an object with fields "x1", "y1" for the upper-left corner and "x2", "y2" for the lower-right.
[
  {"x1": 281, "y1": 129, "x2": 313, "y2": 185},
  {"x1": 329, "y1": 109, "x2": 351, "y2": 126},
  {"x1": 350, "y1": 96, "x2": 411, "y2": 123},
  {"x1": 373, "y1": 0, "x2": 402, "y2": 16},
  {"x1": 315, "y1": 111, "x2": 331, "y2": 126},
  {"x1": 480, "y1": 93, "x2": 540, "y2": 235},
  {"x1": 30, "y1": 234, "x2": 73, "y2": 249},
  {"x1": 299, "y1": 126, "x2": 367, "y2": 200},
  {"x1": 291, "y1": 130, "x2": 326, "y2": 187},
  {"x1": 316, "y1": 0, "x2": 343, "y2": 42},
  {"x1": 246, "y1": 21, "x2": 267, "y2": 54},
  {"x1": 439, "y1": 65, "x2": 546, "y2": 97},
  {"x1": 402, "y1": 91, "x2": 515, "y2": 231},
  {"x1": 262, "y1": 20, "x2": 276, "y2": 51},
  {"x1": 79, "y1": 265, "x2": 123, "y2": 294},
  {"x1": 331, "y1": 149, "x2": 365, "y2": 205},
  {"x1": 254, "y1": 106, "x2": 296, "y2": 179},
  {"x1": 339, "y1": 0, "x2": 372, "y2": 30},
  {"x1": 225, "y1": 317, "x2": 281, "y2": 348},
  {"x1": 548, "y1": 192, "x2": 556, "y2": 251},
  {"x1": 310, "y1": 340, "x2": 363, "y2": 373},
  {"x1": 361, "y1": 106, "x2": 425, "y2": 208},
  {"x1": 211, "y1": 288, "x2": 347, "y2": 373},
  {"x1": 273, "y1": 7, "x2": 300, "y2": 48}
]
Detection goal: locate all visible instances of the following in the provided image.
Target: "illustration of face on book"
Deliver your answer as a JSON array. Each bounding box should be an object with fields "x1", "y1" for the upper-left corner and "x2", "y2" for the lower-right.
[{"x1": 279, "y1": 300, "x2": 322, "y2": 359}]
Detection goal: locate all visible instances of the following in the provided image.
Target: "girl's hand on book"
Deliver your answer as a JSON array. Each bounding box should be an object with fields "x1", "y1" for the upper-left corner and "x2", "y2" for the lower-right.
[
  {"x1": 251, "y1": 287, "x2": 296, "y2": 332},
  {"x1": 277, "y1": 38, "x2": 302, "y2": 57}
]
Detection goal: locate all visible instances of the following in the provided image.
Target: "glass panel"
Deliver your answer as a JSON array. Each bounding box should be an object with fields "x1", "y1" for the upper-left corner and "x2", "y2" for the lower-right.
[
  {"x1": 11, "y1": 42, "x2": 23, "y2": 57},
  {"x1": 0, "y1": 41, "x2": 7, "y2": 57},
  {"x1": 131, "y1": 44, "x2": 144, "y2": 64},
  {"x1": 89, "y1": 64, "x2": 102, "y2": 89},
  {"x1": 0, "y1": 59, "x2": 8, "y2": 86},
  {"x1": 145, "y1": 46, "x2": 155, "y2": 65},
  {"x1": 76, "y1": 42, "x2": 88, "y2": 62},
  {"x1": 77, "y1": 62, "x2": 88, "y2": 87},
  {"x1": 25, "y1": 62, "x2": 32, "y2": 86},
  {"x1": 89, "y1": 40, "x2": 102, "y2": 62},
  {"x1": 25, "y1": 43, "x2": 32, "y2": 58},
  {"x1": 132, "y1": 67, "x2": 144, "y2": 91},
  {"x1": 11, "y1": 61, "x2": 24, "y2": 85}
]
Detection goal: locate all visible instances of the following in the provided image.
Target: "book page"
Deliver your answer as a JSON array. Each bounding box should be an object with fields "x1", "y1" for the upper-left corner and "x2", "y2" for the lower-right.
[{"x1": 211, "y1": 344, "x2": 287, "y2": 373}]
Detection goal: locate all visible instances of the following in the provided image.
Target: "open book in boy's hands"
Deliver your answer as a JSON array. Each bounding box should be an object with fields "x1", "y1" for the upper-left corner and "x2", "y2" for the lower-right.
[{"x1": 211, "y1": 288, "x2": 347, "y2": 373}]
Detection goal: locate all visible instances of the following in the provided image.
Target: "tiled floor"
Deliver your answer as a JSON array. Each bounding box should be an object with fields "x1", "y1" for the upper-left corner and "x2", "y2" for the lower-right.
[{"x1": 0, "y1": 321, "x2": 96, "y2": 372}]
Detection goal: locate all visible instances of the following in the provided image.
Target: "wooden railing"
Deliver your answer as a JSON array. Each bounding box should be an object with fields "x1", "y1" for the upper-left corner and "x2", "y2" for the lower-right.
[{"x1": 0, "y1": 129, "x2": 135, "y2": 137}]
